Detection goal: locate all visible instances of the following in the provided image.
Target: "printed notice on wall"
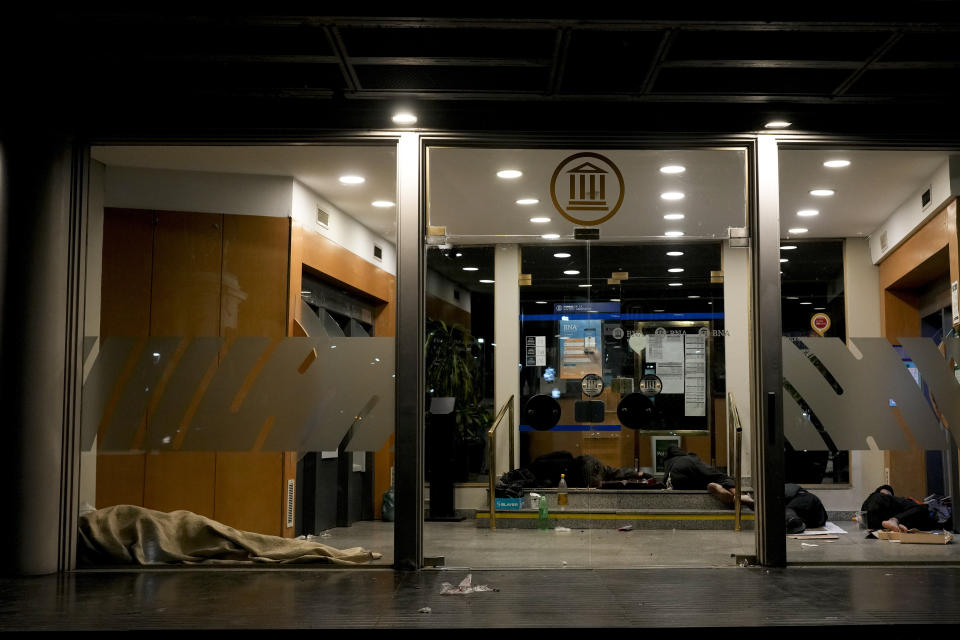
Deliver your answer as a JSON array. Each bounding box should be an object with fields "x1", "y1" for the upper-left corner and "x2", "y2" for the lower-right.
[
  {"x1": 525, "y1": 336, "x2": 546, "y2": 367},
  {"x1": 649, "y1": 334, "x2": 684, "y2": 393},
  {"x1": 952, "y1": 281, "x2": 959, "y2": 325},
  {"x1": 684, "y1": 334, "x2": 706, "y2": 417}
]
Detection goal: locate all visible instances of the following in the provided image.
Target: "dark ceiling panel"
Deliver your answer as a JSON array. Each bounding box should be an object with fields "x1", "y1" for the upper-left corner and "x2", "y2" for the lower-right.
[
  {"x1": 654, "y1": 67, "x2": 852, "y2": 95},
  {"x1": 356, "y1": 65, "x2": 550, "y2": 92},
  {"x1": 560, "y1": 30, "x2": 665, "y2": 93},
  {"x1": 338, "y1": 26, "x2": 556, "y2": 59},
  {"x1": 879, "y1": 32, "x2": 960, "y2": 62},
  {"x1": 667, "y1": 30, "x2": 892, "y2": 62},
  {"x1": 846, "y1": 68, "x2": 960, "y2": 96}
]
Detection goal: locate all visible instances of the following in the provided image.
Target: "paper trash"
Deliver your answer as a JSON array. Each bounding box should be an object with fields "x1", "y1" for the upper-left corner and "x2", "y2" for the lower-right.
[{"x1": 439, "y1": 574, "x2": 496, "y2": 595}]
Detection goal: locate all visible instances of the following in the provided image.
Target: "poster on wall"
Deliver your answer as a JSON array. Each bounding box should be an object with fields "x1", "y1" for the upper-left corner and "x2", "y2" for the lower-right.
[
  {"x1": 683, "y1": 334, "x2": 706, "y2": 417},
  {"x1": 952, "y1": 280, "x2": 959, "y2": 326},
  {"x1": 646, "y1": 333, "x2": 684, "y2": 393},
  {"x1": 559, "y1": 318, "x2": 603, "y2": 379},
  {"x1": 525, "y1": 336, "x2": 546, "y2": 367}
]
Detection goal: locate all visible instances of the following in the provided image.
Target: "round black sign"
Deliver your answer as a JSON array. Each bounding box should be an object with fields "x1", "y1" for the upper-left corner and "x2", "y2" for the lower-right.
[
  {"x1": 617, "y1": 392, "x2": 659, "y2": 430},
  {"x1": 523, "y1": 394, "x2": 562, "y2": 431},
  {"x1": 580, "y1": 373, "x2": 604, "y2": 397},
  {"x1": 639, "y1": 374, "x2": 663, "y2": 397}
]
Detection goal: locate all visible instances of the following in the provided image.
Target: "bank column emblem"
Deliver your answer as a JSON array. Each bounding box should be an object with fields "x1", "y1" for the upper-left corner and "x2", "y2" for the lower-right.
[{"x1": 550, "y1": 152, "x2": 625, "y2": 226}]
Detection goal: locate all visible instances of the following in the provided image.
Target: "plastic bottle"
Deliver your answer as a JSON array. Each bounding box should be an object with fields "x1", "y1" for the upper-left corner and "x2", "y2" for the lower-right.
[
  {"x1": 557, "y1": 473, "x2": 569, "y2": 507},
  {"x1": 537, "y1": 493, "x2": 550, "y2": 530}
]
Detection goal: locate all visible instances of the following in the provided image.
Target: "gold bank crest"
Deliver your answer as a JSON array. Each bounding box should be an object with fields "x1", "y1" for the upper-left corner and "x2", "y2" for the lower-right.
[{"x1": 550, "y1": 152, "x2": 625, "y2": 226}]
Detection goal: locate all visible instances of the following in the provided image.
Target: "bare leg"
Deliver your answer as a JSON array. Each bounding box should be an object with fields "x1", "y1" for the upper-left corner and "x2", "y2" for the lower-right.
[{"x1": 707, "y1": 482, "x2": 734, "y2": 505}]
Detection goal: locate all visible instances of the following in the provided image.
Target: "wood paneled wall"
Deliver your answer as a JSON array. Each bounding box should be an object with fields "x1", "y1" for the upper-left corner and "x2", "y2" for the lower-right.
[
  {"x1": 288, "y1": 221, "x2": 397, "y2": 518},
  {"x1": 97, "y1": 209, "x2": 294, "y2": 536},
  {"x1": 878, "y1": 199, "x2": 959, "y2": 502}
]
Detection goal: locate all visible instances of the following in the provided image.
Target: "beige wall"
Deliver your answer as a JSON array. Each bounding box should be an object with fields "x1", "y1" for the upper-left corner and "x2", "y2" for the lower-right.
[{"x1": 722, "y1": 241, "x2": 753, "y2": 479}]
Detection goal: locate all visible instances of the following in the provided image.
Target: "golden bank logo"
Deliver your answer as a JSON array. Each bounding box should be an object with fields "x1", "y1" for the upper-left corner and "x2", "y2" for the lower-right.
[{"x1": 549, "y1": 152, "x2": 625, "y2": 226}]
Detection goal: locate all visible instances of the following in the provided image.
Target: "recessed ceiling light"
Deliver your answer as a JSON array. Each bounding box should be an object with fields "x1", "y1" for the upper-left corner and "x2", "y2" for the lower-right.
[
  {"x1": 810, "y1": 189, "x2": 835, "y2": 197},
  {"x1": 564, "y1": 270, "x2": 580, "y2": 275},
  {"x1": 800, "y1": 301, "x2": 812, "y2": 305},
  {"x1": 479, "y1": 279, "x2": 495, "y2": 284},
  {"x1": 455, "y1": 252, "x2": 463, "y2": 257},
  {"x1": 541, "y1": 233, "x2": 560, "y2": 240},
  {"x1": 392, "y1": 112, "x2": 417, "y2": 124},
  {"x1": 339, "y1": 175, "x2": 365, "y2": 184},
  {"x1": 462, "y1": 267, "x2": 479, "y2": 271},
  {"x1": 611, "y1": 298, "x2": 620, "y2": 302},
  {"x1": 497, "y1": 169, "x2": 523, "y2": 179},
  {"x1": 516, "y1": 198, "x2": 539, "y2": 205},
  {"x1": 688, "y1": 295, "x2": 700, "y2": 299},
  {"x1": 536, "y1": 300, "x2": 548, "y2": 304},
  {"x1": 665, "y1": 231, "x2": 684, "y2": 237},
  {"x1": 765, "y1": 121, "x2": 792, "y2": 128},
  {"x1": 668, "y1": 268, "x2": 684, "y2": 273},
  {"x1": 780, "y1": 245, "x2": 797, "y2": 250},
  {"x1": 668, "y1": 283, "x2": 683, "y2": 287},
  {"x1": 654, "y1": 309, "x2": 665, "y2": 312},
  {"x1": 578, "y1": 284, "x2": 592, "y2": 288},
  {"x1": 661, "y1": 192, "x2": 685, "y2": 201},
  {"x1": 553, "y1": 252, "x2": 571, "y2": 258},
  {"x1": 780, "y1": 258, "x2": 788, "y2": 263},
  {"x1": 663, "y1": 213, "x2": 685, "y2": 220},
  {"x1": 788, "y1": 228, "x2": 808, "y2": 234},
  {"x1": 786, "y1": 296, "x2": 799, "y2": 300},
  {"x1": 666, "y1": 251, "x2": 684, "y2": 257},
  {"x1": 797, "y1": 209, "x2": 819, "y2": 217},
  {"x1": 372, "y1": 200, "x2": 395, "y2": 207},
  {"x1": 660, "y1": 165, "x2": 686, "y2": 174},
  {"x1": 814, "y1": 307, "x2": 825, "y2": 310},
  {"x1": 823, "y1": 160, "x2": 850, "y2": 168},
  {"x1": 530, "y1": 217, "x2": 551, "y2": 223}
]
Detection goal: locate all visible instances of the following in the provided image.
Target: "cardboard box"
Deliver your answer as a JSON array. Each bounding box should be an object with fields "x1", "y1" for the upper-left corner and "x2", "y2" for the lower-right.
[{"x1": 872, "y1": 530, "x2": 953, "y2": 544}]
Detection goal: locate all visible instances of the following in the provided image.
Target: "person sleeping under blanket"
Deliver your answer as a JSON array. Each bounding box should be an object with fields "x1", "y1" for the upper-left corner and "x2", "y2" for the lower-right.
[
  {"x1": 662, "y1": 445, "x2": 755, "y2": 509},
  {"x1": 861, "y1": 485, "x2": 942, "y2": 533}
]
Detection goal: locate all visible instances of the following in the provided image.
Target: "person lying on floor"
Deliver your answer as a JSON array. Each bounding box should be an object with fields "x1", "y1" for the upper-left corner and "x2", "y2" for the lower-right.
[
  {"x1": 784, "y1": 483, "x2": 828, "y2": 534},
  {"x1": 861, "y1": 485, "x2": 940, "y2": 532},
  {"x1": 662, "y1": 445, "x2": 754, "y2": 508}
]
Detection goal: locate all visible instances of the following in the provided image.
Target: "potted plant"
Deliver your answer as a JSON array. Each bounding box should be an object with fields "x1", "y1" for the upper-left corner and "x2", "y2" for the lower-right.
[{"x1": 425, "y1": 319, "x2": 493, "y2": 481}]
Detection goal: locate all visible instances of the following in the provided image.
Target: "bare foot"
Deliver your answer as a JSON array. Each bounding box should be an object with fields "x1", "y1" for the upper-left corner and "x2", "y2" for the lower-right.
[
  {"x1": 707, "y1": 483, "x2": 734, "y2": 505},
  {"x1": 882, "y1": 518, "x2": 902, "y2": 532}
]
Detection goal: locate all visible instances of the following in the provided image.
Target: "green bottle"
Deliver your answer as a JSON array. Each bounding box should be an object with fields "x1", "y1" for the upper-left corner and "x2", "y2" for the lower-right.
[{"x1": 537, "y1": 493, "x2": 550, "y2": 530}]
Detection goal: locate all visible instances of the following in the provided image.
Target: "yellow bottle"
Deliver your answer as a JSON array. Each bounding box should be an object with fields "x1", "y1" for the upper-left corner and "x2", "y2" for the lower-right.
[{"x1": 558, "y1": 473, "x2": 569, "y2": 507}]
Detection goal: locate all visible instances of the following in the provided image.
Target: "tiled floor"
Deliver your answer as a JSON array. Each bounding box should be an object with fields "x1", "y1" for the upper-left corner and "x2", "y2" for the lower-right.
[{"x1": 307, "y1": 518, "x2": 960, "y2": 569}]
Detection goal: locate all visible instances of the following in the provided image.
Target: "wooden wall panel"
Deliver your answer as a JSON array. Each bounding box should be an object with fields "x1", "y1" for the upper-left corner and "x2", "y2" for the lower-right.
[
  {"x1": 95, "y1": 453, "x2": 145, "y2": 508},
  {"x1": 221, "y1": 215, "x2": 289, "y2": 340},
  {"x1": 885, "y1": 450, "x2": 927, "y2": 502},
  {"x1": 101, "y1": 208, "x2": 153, "y2": 337},
  {"x1": 143, "y1": 452, "x2": 217, "y2": 518},
  {"x1": 151, "y1": 211, "x2": 223, "y2": 337},
  {"x1": 426, "y1": 294, "x2": 471, "y2": 331},
  {"x1": 214, "y1": 452, "x2": 283, "y2": 537}
]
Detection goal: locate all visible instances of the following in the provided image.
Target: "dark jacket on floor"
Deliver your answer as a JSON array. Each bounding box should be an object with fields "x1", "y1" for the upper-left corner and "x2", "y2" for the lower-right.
[
  {"x1": 663, "y1": 446, "x2": 734, "y2": 490},
  {"x1": 785, "y1": 483, "x2": 828, "y2": 530}
]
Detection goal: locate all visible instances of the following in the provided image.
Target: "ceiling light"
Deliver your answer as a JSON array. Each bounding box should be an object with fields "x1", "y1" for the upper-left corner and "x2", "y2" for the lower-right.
[
  {"x1": 372, "y1": 200, "x2": 395, "y2": 208},
  {"x1": 788, "y1": 228, "x2": 808, "y2": 234},
  {"x1": 668, "y1": 283, "x2": 683, "y2": 287},
  {"x1": 765, "y1": 121, "x2": 792, "y2": 128},
  {"x1": 780, "y1": 258, "x2": 788, "y2": 263},
  {"x1": 688, "y1": 295, "x2": 700, "y2": 299},
  {"x1": 814, "y1": 307, "x2": 825, "y2": 310},
  {"x1": 455, "y1": 252, "x2": 462, "y2": 257},
  {"x1": 536, "y1": 300, "x2": 548, "y2": 304},
  {"x1": 392, "y1": 112, "x2": 417, "y2": 124},
  {"x1": 797, "y1": 209, "x2": 819, "y2": 217},
  {"x1": 553, "y1": 252, "x2": 571, "y2": 258},
  {"x1": 668, "y1": 268, "x2": 684, "y2": 273},
  {"x1": 800, "y1": 301, "x2": 812, "y2": 305},
  {"x1": 663, "y1": 213, "x2": 685, "y2": 220},
  {"x1": 660, "y1": 165, "x2": 686, "y2": 174},
  {"x1": 780, "y1": 245, "x2": 797, "y2": 250},
  {"x1": 661, "y1": 192, "x2": 685, "y2": 201},
  {"x1": 479, "y1": 279, "x2": 495, "y2": 284},
  {"x1": 654, "y1": 309, "x2": 665, "y2": 312},
  {"x1": 810, "y1": 189, "x2": 835, "y2": 197},
  {"x1": 578, "y1": 284, "x2": 592, "y2": 288},
  {"x1": 786, "y1": 296, "x2": 799, "y2": 300},
  {"x1": 516, "y1": 198, "x2": 539, "y2": 205},
  {"x1": 530, "y1": 217, "x2": 551, "y2": 223},
  {"x1": 611, "y1": 298, "x2": 620, "y2": 302},
  {"x1": 823, "y1": 160, "x2": 850, "y2": 168},
  {"x1": 564, "y1": 270, "x2": 580, "y2": 275},
  {"x1": 666, "y1": 251, "x2": 684, "y2": 257},
  {"x1": 541, "y1": 233, "x2": 560, "y2": 240},
  {"x1": 462, "y1": 267, "x2": 479, "y2": 271},
  {"x1": 665, "y1": 231, "x2": 684, "y2": 237},
  {"x1": 497, "y1": 169, "x2": 523, "y2": 179},
  {"x1": 339, "y1": 175, "x2": 365, "y2": 184}
]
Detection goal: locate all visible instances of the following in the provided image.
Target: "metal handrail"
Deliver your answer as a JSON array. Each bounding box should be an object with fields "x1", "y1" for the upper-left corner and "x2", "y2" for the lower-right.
[
  {"x1": 487, "y1": 395, "x2": 515, "y2": 530},
  {"x1": 728, "y1": 392, "x2": 744, "y2": 531}
]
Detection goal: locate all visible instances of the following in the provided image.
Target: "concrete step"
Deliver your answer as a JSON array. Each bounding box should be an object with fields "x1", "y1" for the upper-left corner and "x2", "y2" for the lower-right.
[
  {"x1": 476, "y1": 507, "x2": 755, "y2": 530},
  {"x1": 497, "y1": 488, "x2": 754, "y2": 511}
]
